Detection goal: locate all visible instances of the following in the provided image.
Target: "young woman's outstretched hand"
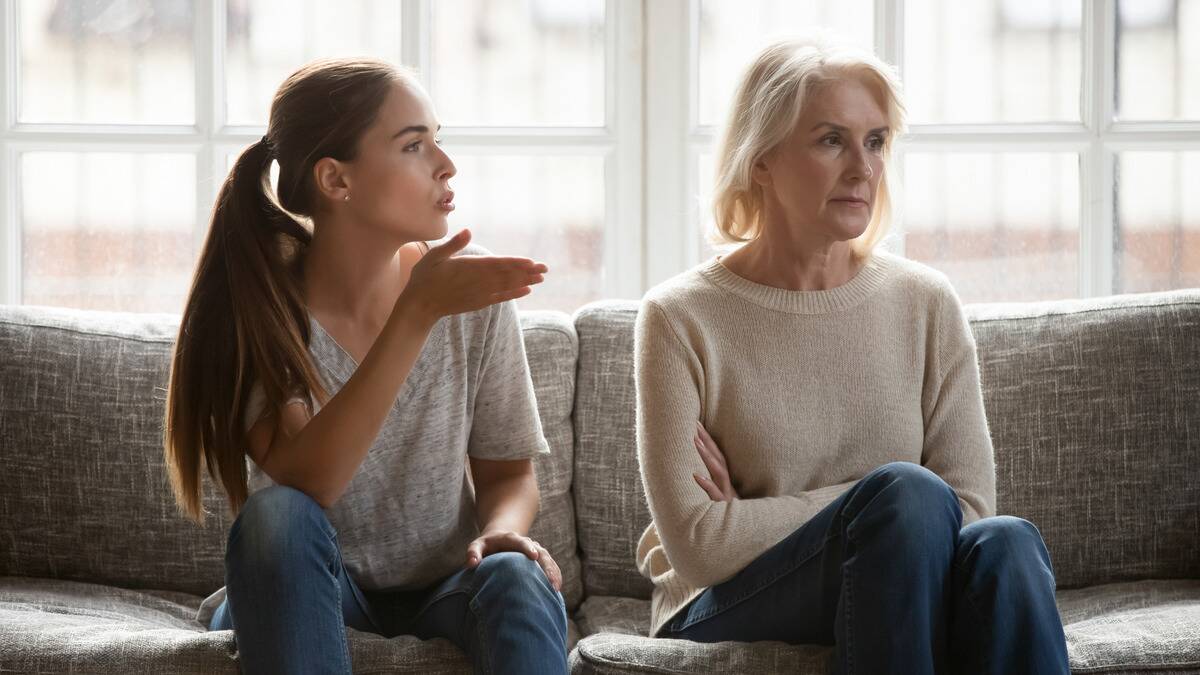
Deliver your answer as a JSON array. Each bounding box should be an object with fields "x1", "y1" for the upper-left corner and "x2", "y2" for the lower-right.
[{"x1": 397, "y1": 229, "x2": 547, "y2": 324}]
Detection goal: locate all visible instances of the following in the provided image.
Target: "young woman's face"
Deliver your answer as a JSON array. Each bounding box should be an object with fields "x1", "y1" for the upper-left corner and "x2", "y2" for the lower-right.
[
  {"x1": 755, "y1": 77, "x2": 889, "y2": 245},
  {"x1": 343, "y1": 80, "x2": 456, "y2": 242}
]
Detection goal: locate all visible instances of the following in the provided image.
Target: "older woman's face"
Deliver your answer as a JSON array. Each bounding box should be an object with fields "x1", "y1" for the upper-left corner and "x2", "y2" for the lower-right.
[{"x1": 755, "y1": 77, "x2": 889, "y2": 243}]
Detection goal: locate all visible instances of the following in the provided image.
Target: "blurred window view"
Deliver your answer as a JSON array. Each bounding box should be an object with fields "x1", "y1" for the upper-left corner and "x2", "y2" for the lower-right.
[{"x1": 3, "y1": 0, "x2": 1198, "y2": 313}]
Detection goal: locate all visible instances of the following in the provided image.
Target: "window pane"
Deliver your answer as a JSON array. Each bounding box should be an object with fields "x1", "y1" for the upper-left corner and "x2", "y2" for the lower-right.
[
  {"x1": 18, "y1": 0, "x2": 195, "y2": 124},
  {"x1": 1115, "y1": 0, "x2": 1200, "y2": 121},
  {"x1": 225, "y1": 0, "x2": 402, "y2": 125},
  {"x1": 904, "y1": 0, "x2": 1081, "y2": 124},
  {"x1": 21, "y1": 153, "x2": 197, "y2": 312},
  {"x1": 448, "y1": 154, "x2": 604, "y2": 310},
  {"x1": 1116, "y1": 152, "x2": 1200, "y2": 292},
  {"x1": 903, "y1": 152, "x2": 1080, "y2": 302},
  {"x1": 698, "y1": 0, "x2": 874, "y2": 127},
  {"x1": 431, "y1": 0, "x2": 606, "y2": 127}
]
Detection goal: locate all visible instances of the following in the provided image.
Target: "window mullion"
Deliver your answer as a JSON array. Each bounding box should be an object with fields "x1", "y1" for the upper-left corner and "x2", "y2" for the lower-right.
[
  {"x1": 1, "y1": 0, "x2": 13, "y2": 133},
  {"x1": 882, "y1": 0, "x2": 904, "y2": 257},
  {"x1": 608, "y1": 0, "x2": 644, "y2": 300},
  {"x1": 402, "y1": 0, "x2": 430, "y2": 85},
  {"x1": 1081, "y1": 0, "x2": 1115, "y2": 297},
  {"x1": 196, "y1": 0, "x2": 221, "y2": 255},
  {"x1": 1, "y1": 1, "x2": 18, "y2": 304},
  {"x1": 644, "y1": 0, "x2": 693, "y2": 289}
]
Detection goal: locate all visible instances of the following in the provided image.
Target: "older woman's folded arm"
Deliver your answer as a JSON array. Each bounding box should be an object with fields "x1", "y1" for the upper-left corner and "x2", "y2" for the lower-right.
[{"x1": 635, "y1": 300, "x2": 856, "y2": 587}]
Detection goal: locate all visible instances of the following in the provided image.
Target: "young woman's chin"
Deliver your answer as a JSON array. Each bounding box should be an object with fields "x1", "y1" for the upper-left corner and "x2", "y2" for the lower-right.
[{"x1": 383, "y1": 216, "x2": 447, "y2": 244}]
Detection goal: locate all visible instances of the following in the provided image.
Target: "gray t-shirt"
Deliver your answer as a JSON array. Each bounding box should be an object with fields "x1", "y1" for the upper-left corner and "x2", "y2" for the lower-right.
[{"x1": 197, "y1": 249, "x2": 548, "y2": 624}]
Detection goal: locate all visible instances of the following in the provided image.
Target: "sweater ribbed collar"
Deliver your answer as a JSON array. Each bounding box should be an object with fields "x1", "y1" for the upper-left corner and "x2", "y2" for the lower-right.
[{"x1": 698, "y1": 249, "x2": 894, "y2": 315}]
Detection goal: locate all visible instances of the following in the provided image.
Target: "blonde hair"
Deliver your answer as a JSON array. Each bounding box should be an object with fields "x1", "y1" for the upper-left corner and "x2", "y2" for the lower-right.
[{"x1": 711, "y1": 34, "x2": 907, "y2": 257}]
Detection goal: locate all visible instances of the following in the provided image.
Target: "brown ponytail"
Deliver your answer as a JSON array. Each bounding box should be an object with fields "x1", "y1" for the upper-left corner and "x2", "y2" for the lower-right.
[{"x1": 164, "y1": 58, "x2": 408, "y2": 523}]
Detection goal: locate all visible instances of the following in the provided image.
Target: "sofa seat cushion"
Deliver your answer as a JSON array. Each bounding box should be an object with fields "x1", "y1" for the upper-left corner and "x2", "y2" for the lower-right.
[
  {"x1": 572, "y1": 580, "x2": 1200, "y2": 674},
  {"x1": 3, "y1": 576, "x2": 602, "y2": 673},
  {"x1": 571, "y1": 595, "x2": 832, "y2": 674},
  {"x1": 1057, "y1": 579, "x2": 1200, "y2": 673},
  {"x1": 570, "y1": 631, "x2": 832, "y2": 675},
  {"x1": 0, "y1": 576, "x2": 241, "y2": 673}
]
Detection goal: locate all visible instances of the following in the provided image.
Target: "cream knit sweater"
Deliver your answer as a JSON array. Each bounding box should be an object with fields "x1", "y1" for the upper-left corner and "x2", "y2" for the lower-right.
[{"x1": 634, "y1": 250, "x2": 997, "y2": 637}]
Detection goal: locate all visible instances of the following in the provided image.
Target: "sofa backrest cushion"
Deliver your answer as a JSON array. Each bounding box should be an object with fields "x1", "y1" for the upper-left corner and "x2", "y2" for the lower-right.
[
  {"x1": 967, "y1": 290, "x2": 1199, "y2": 588},
  {"x1": 572, "y1": 301, "x2": 653, "y2": 599},
  {"x1": 0, "y1": 305, "x2": 583, "y2": 608},
  {"x1": 0, "y1": 306, "x2": 229, "y2": 596},
  {"x1": 571, "y1": 290, "x2": 1200, "y2": 599},
  {"x1": 518, "y1": 311, "x2": 583, "y2": 609}
]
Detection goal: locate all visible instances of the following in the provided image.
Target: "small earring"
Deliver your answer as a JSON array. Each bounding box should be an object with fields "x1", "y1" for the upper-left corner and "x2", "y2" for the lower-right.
[{"x1": 343, "y1": 193, "x2": 350, "y2": 202}]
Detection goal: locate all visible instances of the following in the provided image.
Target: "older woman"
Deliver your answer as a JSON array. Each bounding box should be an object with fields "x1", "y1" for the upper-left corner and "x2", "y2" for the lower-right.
[{"x1": 634, "y1": 36, "x2": 1069, "y2": 674}]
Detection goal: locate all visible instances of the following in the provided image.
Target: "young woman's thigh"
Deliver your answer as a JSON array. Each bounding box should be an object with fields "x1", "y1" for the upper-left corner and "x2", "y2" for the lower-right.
[{"x1": 208, "y1": 556, "x2": 380, "y2": 634}]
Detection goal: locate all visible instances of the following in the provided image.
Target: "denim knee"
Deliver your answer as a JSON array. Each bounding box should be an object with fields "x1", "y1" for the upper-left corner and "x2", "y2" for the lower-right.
[
  {"x1": 861, "y1": 462, "x2": 960, "y2": 515},
  {"x1": 850, "y1": 462, "x2": 962, "y2": 541},
  {"x1": 226, "y1": 484, "x2": 335, "y2": 572},
  {"x1": 956, "y1": 516, "x2": 1052, "y2": 579},
  {"x1": 472, "y1": 552, "x2": 561, "y2": 610}
]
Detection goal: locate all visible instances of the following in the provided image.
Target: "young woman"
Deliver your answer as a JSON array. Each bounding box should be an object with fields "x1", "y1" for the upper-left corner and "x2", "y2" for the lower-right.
[
  {"x1": 634, "y1": 37, "x2": 1070, "y2": 674},
  {"x1": 163, "y1": 57, "x2": 567, "y2": 675}
]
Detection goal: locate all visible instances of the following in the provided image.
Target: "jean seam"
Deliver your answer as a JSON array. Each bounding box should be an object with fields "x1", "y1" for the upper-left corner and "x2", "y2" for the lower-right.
[
  {"x1": 952, "y1": 557, "x2": 994, "y2": 673},
  {"x1": 329, "y1": 541, "x2": 352, "y2": 674},
  {"x1": 839, "y1": 508, "x2": 854, "y2": 675},
  {"x1": 668, "y1": 530, "x2": 840, "y2": 632},
  {"x1": 468, "y1": 595, "x2": 493, "y2": 675},
  {"x1": 843, "y1": 566, "x2": 854, "y2": 675}
]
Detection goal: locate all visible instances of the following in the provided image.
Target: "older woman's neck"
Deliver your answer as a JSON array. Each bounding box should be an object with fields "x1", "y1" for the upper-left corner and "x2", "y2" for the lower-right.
[{"x1": 722, "y1": 232, "x2": 861, "y2": 292}]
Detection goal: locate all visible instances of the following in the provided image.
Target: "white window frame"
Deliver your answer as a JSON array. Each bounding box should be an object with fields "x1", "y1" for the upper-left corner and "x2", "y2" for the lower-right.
[
  {"x1": 3, "y1": 0, "x2": 1200, "y2": 308},
  {"x1": 644, "y1": 0, "x2": 1200, "y2": 297},
  {"x1": 0, "y1": 0, "x2": 644, "y2": 305}
]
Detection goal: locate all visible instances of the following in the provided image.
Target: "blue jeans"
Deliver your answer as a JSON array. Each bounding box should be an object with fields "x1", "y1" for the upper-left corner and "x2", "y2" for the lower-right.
[
  {"x1": 658, "y1": 462, "x2": 1069, "y2": 675},
  {"x1": 208, "y1": 485, "x2": 568, "y2": 674}
]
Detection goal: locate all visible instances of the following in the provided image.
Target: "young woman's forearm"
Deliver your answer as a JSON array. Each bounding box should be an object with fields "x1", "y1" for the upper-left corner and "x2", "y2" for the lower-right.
[
  {"x1": 266, "y1": 298, "x2": 436, "y2": 507},
  {"x1": 472, "y1": 459, "x2": 540, "y2": 535}
]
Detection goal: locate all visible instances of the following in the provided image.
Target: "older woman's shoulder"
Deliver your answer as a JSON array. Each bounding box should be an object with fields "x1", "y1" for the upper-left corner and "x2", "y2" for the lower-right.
[
  {"x1": 641, "y1": 258, "x2": 725, "y2": 312},
  {"x1": 874, "y1": 250, "x2": 959, "y2": 302}
]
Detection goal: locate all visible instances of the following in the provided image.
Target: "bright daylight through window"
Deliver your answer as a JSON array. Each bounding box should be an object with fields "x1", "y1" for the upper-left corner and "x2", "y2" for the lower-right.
[{"x1": 2, "y1": 0, "x2": 1197, "y2": 313}]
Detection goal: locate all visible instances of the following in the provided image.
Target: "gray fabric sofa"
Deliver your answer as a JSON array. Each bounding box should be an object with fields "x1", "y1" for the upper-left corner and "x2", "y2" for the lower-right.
[{"x1": 1, "y1": 289, "x2": 1197, "y2": 674}]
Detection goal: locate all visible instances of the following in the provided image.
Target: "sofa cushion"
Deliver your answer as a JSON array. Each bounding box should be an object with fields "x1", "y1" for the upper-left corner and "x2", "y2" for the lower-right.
[
  {"x1": 575, "y1": 595, "x2": 650, "y2": 638},
  {"x1": 0, "y1": 576, "x2": 476, "y2": 673},
  {"x1": 569, "y1": 631, "x2": 832, "y2": 675},
  {"x1": 0, "y1": 575, "x2": 241, "y2": 673},
  {"x1": 0, "y1": 306, "x2": 230, "y2": 597},
  {"x1": 570, "y1": 291, "x2": 1200, "y2": 600},
  {"x1": 1057, "y1": 579, "x2": 1200, "y2": 673},
  {"x1": 966, "y1": 290, "x2": 1200, "y2": 589},
  {"x1": 515, "y1": 311, "x2": 584, "y2": 610},
  {"x1": 572, "y1": 580, "x2": 1200, "y2": 674},
  {"x1": 0, "y1": 575, "x2": 588, "y2": 673},
  {"x1": 0, "y1": 305, "x2": 582, "y2": 608},
  {"x1": 572, "y1": 301, "x2": 652, "y2": 600}
]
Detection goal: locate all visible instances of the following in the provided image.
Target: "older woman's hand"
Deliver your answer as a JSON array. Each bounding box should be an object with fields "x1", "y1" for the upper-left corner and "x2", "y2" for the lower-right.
[{"x1": 693, "y1": 421, "x2": 738, "y2": 502}]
